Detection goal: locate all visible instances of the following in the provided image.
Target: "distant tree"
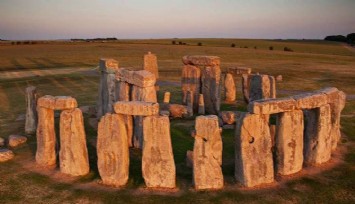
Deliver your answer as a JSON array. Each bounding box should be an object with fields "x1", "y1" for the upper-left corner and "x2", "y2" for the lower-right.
[
  {"x1": 172, "y1": 40, "x2": 176, "y2": 45},
  {"x1": 269, "y1": 46, "x2": 274, "y2": 50},
  {"x1": 183, "y1": 43, "x2": 187, "y2": 45},
  {"x1": 231, "y1": 43, "x2": 236, "y2": 47},
  {"x1": 254, "y1": 46, "x2": 257, "y2": 49},
  {"x1": 178, "y1": 41, "x2": 182, "y2": 45},
  {"x1": 324, "y1": 35, "x2": 347, "y2": 42},
  {"x1": 244, "y1": 46, "x2": 248, "y2": 48},
  {"x1": 197, "y1": 42, "x2": 202, "y2": 46},
  {"x1": 347, "y1": 33, "x2": 355, "y2": 44},
  {"x1": 284, "y1": 47, "x2": 293, "y2": 52},
  {"x1": 11, "y1": 41, "x2": 15, "y2": 45}
]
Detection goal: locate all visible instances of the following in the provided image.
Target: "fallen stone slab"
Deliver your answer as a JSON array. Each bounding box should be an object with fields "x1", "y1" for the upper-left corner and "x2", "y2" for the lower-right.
[
  {"x1": 0, "y1": 149, "x2": 14, "y2": 162},
  {"x1": 97, "y1": 113, "x2": 129, "y2": 187},
  {"x1": 37, "y1": 95, "x2": 78, "y2": 110},
  {"x1": 304, "y1": 105, "x2": 332, "y2": 165},
  {"x1": 168, "y1": 104, "x2": 188, "y2": 118},
  {"x1": 182, "y1": 55, "x2": 220, "y2": 66},
  {"x1": 142, "y1": 116, "x2": 176, "y2": 188},
  {"x1": 275, "y1": 110, "x2": 304, "y2": 175},
  {"x1": 235, "y1": 113, "x2": 274, "y2": 187},
  {"x1": 59, "y1": 108, "x2": 90, "y2": 176},
  {"x1": 8, "y1": 135, "x2": 27, "y2": 148},
  {"x1": 193, "y1": 115, "x2": 223, "y2": 190},
  {"x1": 117, "y1": 69, "x2": 156, "y2": 87},
  {"x1": 113, "y1": 101, "x2": 159, "y2": 116},
  {"x1": 248, "y1": 97, "x2": 297, "y2": 114},
  {"x1": 0, "y1": 137, "x2": 5, "y2": 147}
]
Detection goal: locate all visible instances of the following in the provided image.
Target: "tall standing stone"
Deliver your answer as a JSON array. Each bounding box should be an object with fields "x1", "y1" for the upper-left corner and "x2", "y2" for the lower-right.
[
  {"x1": 224, "y1": 73, "x2": 236, "y2": 102},
  {"x1": 201, "y1": 65, "x2": 221, "y2": 114},
  {"x1": 242, "y1": 74, "x2": 251, "y2": 103},
  {"x1": 59, "y1": 108, "x2": 89, "y2": 176},
  {"x1": 328, "y1": 90, "x2": 346, "y2": 150},
  {"x1": 25, "y1": 86, "x2": 38, "y2": 135},
  {"x1": 36, "y1": 107, "x2": 56, "y2": 167},
  {"x1": 143, "y1": 52, "x2": 159, "y2": 79},
  {"x1": 304, "y1": 105, "x2": 332, "y2": 165},
  {"x1": 181, "y1": 65, "x2": 201, "y2": 113},
  {"x1": 142, "y1": 116, "x2": 176, "y2": 188},
  {"x1": 97, "y1": 58, "x2": 119, "y2": 118},
  {"x1": 275, "y1": 110, "x2": 304, "y2": 175},
  {"x1": 115, "y1": 81, "x2": 130, "y2": 102},
  {"x1": 235, "y1": 113, "x2": 274, "y2": 187},
  {"x1": 249, "y1": 74, "x2": 276, "y2": 102},
  {"x1": 97, "y1": 113, "x2": 129, "y2": 187},
  {"x1": 193, "y1": 115, "x2": 223, "y2": 190}
]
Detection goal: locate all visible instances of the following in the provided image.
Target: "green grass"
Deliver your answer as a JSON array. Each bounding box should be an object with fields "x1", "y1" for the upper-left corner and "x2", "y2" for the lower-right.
[{"x1": 0, "y1": 39, "x2": 354, "y2": 203}]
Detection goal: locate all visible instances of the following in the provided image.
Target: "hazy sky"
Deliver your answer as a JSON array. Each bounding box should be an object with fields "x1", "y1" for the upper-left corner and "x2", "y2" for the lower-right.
[{"x1": 0, "y1": 0, "x2": 354, "y2": 40}]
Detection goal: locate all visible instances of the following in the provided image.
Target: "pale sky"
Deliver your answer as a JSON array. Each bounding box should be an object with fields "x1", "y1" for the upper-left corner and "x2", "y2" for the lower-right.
[{"x1": 0, "y1": 0, "x2": 354, "y2": 40}]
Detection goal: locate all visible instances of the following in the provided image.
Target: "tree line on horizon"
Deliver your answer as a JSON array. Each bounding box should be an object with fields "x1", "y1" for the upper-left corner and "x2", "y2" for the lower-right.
[{"x1": 324, "y1": 33, "x2": 355, "y2": 45}]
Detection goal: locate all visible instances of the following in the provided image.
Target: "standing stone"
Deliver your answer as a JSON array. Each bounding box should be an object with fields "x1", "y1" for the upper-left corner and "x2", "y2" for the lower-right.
[
  {"x1": 186, "y1": 91, "x2": 193, "y2": 117},
  {"x1": 25, "y1": 86, "x2": 38, "y2": 135},
  {"x1": 242, "y1": 74, "x2": 251, "y2": 103},
  {"x1": 124, "y1": 115, "x2": 133, "y2": 147},
  {"x1": 163, "y1": 92, "x2": 170, "y2": 103},
  {"x1": 224, "y1": 73, "x2": 236, "y2": 102},
  {"x1": 36, "y1": 107, "x2": 56, "y2": 167},
  {"x1": 193, "y1": 115, "x2": 223, "y2": 190},
  {"x1": 142, "y1": 116, "x2": 176, "y2": 188},
  {"x1": 275, "y1": 110, "x2": 304, "y2": 175},
  {"x1": 115, "y1": 81, "x2": 130, "y2": 102},
  {"x1": 328, "y1": 91, "x2": 346, "y2": 150},
  {"x1": 249, "y1": 74, "x2": 276, "y2": 102},
  {"x1": 198, "y1": 94, "x2": 205, "y2": 115},
  {"x1": 235, "y1": 113, "x2": 274, "y2": 187},
  {"x1": 59, "y1": 108, "x2": 89, "y2": 176},
  {"x1": 201, "y1": 65, "x2": 221, "y2": 114},
  {"x1": 131, "y1": 85, "x2": 157, "y2": 103},
  {"x1": 304, "y1": 105, "x2": 332, "y2": 165},
  {"x1": 133, "y1": 116, "x2": 143, "y2": 149},
  {"x1": 97, "y1": 113, "x2": 129, "y2": 187},
  {"x1": 143, "y1": 52, "x2": 159, "y2": 79},
  {"x1": 97, "y1": 58, "x2": 119, "y2": 118},
  {"x1": 181, "y1": 65, "x2": 201, "y2": 113}
]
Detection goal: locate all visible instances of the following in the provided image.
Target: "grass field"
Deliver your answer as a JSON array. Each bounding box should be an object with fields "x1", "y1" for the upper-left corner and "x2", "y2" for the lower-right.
[{"x1": 0, "y1": 39, "x2": 354, "y2": 203}]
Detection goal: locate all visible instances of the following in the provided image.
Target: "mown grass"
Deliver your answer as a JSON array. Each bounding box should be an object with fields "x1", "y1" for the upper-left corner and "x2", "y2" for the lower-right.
[{"x1": 0, "y1": 39, "x2": 354, "y2": 203}]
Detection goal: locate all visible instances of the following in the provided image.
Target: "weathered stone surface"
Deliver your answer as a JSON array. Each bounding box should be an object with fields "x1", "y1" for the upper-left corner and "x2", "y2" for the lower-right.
[
  {"x1": 144, "y1": 52, "x2": 159, "y2": 79},
  {"x1": 113, "y1": 101, "x2": 159, "y2": 116},
  {"x1": 8, "y1": 135, "x2": 27, "y2": 148},
  {"x1": 131, "y1": 85, "x2": 157, "y2": 103},
  {"x1": 25, "y1": 86, "x2": 38, "y2": 135},
  {"x1": 201, "y1": 65, "x2": 221, "y2": 114},
  {"x1": 99, "y1": 58, "x2": 119, "y2": 73},
  {"x1": 142, "y1": 116, "x2": 176, "y2": 188},
  {"x1": 115, "y1": 81, "x2": 130, "y2": 102},
  {"x1": 304, "y1": 105, "x2": 332, "y2": 165},
  {"x1": 186, "y1": 150, "x2": 193, "y2": 168},
  {"x1": 97, "y1": 69, "x2": 116, "y2": 118},
  {"x1": 224, "y1": 73, "x2": 236, "y2": 102},
  {"x1": 186, "y1": 91, "x2": 193, "y2": 116},
  {"x1": 235, "y1": 113, "x2": 274, "y2": 187},
  {"x1": 133, "y1": 116, "x2": 143, "y2": 149},
  {"x1": 182, "y1": 55, "x2": 220, "y2": 66},
  {"x1": 38, "y1": 95, "x2": 78, "y2": 110},
  {"x1": 181, "y1": 65, "x2": 201, "y2": 112},
  {"x1": 163, "y1": 92, "x2": 170, "y2": 103},
  {"x1": 198, "y1": 94, "x2": 205, "y2": 115},
  {"x1": 275, "y1": 110, "x2": 304, "y2": 175},
  {"x1": 168, "y1": 104, "x2": 188, "y2": 118},
  {"x1": 227, "y1": 67, "x2": 252, "y2": 75},
  {"x1": 242, "y1": 74, "x2": 252, "y2": 103},
  {"x1": 219, "y1": 111, "x2": 242, "y2": 125},
  {"x1": 249, "y1": 74, "x2": 275, "y2": 102},
  {"x1": 36, "y1": 107, "x2": 56, "y2": 167},
  {"x1": 118, "y1": 69, "x2": 156, "y2": 88},
  {"x1": 330, "y1": 91, "x2": 346, "y2": 150},
  {"x1": 97, "y1": 113, "x2": 129, "y2": 187},
  {"x1": 59, "y1": 108, "x2": 89, "y2": 176},
  {"x1": 293, "y1": 92, "x2": 328, "y2": 109},
  {"x1": 248, "y1": 97, "x2": 297, "y2": 114},
  {"x1": 0, "y1": 137, "x2": 4, "y2": 147},
  {"x1": 0, "y1": 149, "x2": 14, "y2": 162},
  {"x1": 193, "y1": 115, "x2": 223, "y2": 190}
]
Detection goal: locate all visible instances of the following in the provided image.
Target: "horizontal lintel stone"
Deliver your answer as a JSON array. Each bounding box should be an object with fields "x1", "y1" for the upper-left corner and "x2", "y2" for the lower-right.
[{"x1": 113, "y1": 101, "x2": 159, "y2": 116}]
